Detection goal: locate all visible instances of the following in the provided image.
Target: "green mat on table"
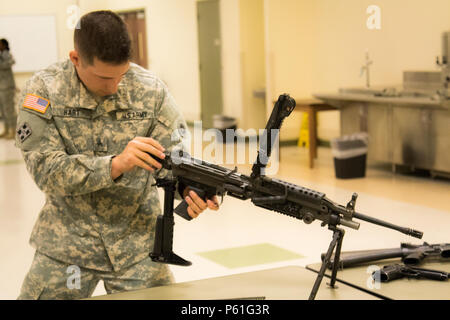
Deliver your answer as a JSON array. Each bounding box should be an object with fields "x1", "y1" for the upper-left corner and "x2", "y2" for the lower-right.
[{"x1": 197, "y1": 243, "x2": 303, "y2": 269}]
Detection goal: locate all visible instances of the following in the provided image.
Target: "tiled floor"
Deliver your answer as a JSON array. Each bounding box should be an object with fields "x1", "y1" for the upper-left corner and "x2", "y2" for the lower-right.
[{"x1": 0, "y1": 136, "x2": 449, "y2": 299}]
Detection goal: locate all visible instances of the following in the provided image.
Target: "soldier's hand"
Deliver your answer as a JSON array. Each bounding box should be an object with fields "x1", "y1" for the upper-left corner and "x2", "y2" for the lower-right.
[
  {"x1": 183, "y1": 188, "x2": 220, "y2": 219},
  {"x1": 111, "y1": 137, "x2": 165, "y2": 179}
]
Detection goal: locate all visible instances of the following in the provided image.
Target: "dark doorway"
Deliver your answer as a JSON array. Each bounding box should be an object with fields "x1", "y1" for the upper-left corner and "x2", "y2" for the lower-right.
[{"x1": 118, "y1": 10, "x2": 148, "y2": 69}]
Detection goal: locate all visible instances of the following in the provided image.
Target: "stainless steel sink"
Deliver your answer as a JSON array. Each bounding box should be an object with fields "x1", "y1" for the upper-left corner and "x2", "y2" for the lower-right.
[
  {"x1": 339, "y1": 87, "x2": 398, "y2": 97},
  {"x1": 397, "y1": 91, "x2": 438, "y2": 99},
  {"x1": 339, "y1": 87, "x2": 442, "y2": 100}
]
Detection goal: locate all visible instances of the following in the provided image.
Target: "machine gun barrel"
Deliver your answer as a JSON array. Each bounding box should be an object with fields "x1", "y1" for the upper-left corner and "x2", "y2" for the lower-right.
[{"x1": 353, "y1": 212, "x2": 423, "y2": 239}]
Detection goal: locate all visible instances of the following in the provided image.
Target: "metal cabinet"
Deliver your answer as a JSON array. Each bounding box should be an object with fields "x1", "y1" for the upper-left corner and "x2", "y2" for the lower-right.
[
  {"x1": 339, "y1": 102, "x2": 450, "y2": 175},
  {"x1": 392, "y1": 107, "x2": 433, "y2": 169},
  {"x1": 367, "y1": 104, "x2": 392, "y2": 163},
  {"x1": 340, "y1": 102, "x2": 367, "y2": 136},
  {"x1": 340, "y1": 102, "x2": 392, "y2": 164},
  {"x1": 432, "y1": 109, "x2": 450, "y2": 172}
]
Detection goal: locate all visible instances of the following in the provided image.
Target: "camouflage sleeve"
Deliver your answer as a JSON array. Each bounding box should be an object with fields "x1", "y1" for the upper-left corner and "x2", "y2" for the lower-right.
[
  {"x1": 148, "y1": 80, "x2": 189, "y2": 198},
  {"x1": 16, "y1": 76, "x2": 116, "y2": 196}
]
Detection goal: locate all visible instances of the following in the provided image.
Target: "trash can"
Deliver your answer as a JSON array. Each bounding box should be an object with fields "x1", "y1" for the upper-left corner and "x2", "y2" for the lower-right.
[
  {"x1": 331, "y1": 133, "x2": 368, "y2": 179},
  {"x1": 212, "y1": 114, "x2": 237, "y2": 143}
]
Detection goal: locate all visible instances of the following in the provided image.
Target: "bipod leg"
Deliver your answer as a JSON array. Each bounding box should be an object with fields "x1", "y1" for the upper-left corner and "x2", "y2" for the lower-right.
[
  {"x1": 308, "y1": 228, "x2": 341, "y2": 300},
  {"x1": 327, "y1": 228, "x2": 345, "y2": 288}
]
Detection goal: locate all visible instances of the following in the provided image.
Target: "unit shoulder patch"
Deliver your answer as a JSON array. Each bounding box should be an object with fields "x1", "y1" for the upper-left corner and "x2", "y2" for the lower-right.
[{"x1": 17, "y1": 122, "x2": 32, "y2": 143}]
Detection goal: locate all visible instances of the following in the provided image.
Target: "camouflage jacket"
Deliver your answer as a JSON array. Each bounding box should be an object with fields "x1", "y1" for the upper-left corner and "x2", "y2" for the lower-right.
[
  {"x1": 15, "y1": 60, "x2": 188, "y2": 272},
  {"x1": 0, "y1": 50, "x2": 16, "y2": 90}
]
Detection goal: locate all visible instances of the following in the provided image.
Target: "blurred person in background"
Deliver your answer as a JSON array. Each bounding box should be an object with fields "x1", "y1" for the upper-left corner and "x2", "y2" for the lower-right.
[{"x1": 0, "y1": 38, "x2": 17, "y2": 139}]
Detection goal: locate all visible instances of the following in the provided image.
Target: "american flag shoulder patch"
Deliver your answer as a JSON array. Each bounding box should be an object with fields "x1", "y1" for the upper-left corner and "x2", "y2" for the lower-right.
[{"x1": 23, "y1": 94, "x2": 50, "y2": 114}]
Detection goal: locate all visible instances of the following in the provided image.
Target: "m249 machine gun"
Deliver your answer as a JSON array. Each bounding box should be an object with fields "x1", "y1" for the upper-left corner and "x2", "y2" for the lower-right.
[{"x1": 149, "y1": 94, "x2": 423, "y2": 300}]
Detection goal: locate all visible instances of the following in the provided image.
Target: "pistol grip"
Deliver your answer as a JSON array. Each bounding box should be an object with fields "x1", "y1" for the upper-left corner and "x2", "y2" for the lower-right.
[
  {"x1": 174, "y1": 186, "x2": 207, "y2": 221},
  {"x1": 403, "y1": 252, "x2": 424, "y2": 265}
]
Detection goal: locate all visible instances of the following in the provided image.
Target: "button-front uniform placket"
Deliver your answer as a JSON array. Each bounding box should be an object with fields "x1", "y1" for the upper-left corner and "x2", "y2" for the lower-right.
[{"x1": 93, "y1": 119, "x2": 108, "y2": 156}]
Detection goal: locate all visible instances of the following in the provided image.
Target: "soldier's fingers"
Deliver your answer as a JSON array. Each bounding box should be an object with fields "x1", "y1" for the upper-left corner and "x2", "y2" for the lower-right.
[
  {"x1": 134, "y1": 149, "x2": 162, "y2": 170},
  {"x1": 189, "y1": 191, "x2": 207, "y2": 211},
  {"x1": 207, "y1": 199, "x2": 219, "y2": 211},
  {"x1": 185, "y1": 196, "x2": 202, "y2": 215},
  {"x1": 187, "y1": 206, "x2": 199, "y2": 219},
  {"x1": 131, "y1": 156, "x2": 155, "y2": 173},
  {"x1": 207, "y1": 196, "x2": 220, "y2": 209},
  {"x1": 132, "y1": 140, "x2": 166, "y2": 160},
  {"x1": 135, "y1": 137, "x2": 165, "y2": 152}
]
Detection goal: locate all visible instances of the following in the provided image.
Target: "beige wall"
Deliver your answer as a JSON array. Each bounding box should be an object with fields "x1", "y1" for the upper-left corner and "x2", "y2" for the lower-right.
[
  {"x1": 266, "y1": 0, "x2": 450, "y2": 141},
  {"x1": 78, "y1": 0, "x2": 109, "y2": 13},
  {"x1": 265, "y1": 0, "x2": 316, "y2": 140},
  {"x1": 239, "y1": 0, "x2": 266, "y2": 131}
]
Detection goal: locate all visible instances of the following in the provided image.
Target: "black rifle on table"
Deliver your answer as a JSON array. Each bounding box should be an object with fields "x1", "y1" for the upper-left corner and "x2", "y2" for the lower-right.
[
  {"x1": 148, "y1": 93, "x2": 424, "y2": 300},
  {"x1": 322, "y1": 242, "x2": 450, "y2": 269},
  {"x1": 372, "y1": 264, "x2": 449, "y2": 282}
]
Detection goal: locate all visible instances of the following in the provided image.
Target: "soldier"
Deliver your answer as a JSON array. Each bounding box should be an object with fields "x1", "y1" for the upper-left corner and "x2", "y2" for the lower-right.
[
  {"x1": 0, "y1": 38, "x2": 17, "y2": 139},
  {"x1": 16, "y1": 10, "x2": 219, "y2": 299}
]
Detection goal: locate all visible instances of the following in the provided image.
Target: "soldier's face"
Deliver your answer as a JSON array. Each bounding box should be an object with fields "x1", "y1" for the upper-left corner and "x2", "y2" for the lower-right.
[{"x1": 70, "y1": 51, "x2": 130, "y2": 97}]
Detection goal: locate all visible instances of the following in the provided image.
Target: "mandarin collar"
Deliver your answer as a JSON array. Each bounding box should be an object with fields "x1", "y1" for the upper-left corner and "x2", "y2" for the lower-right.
[{"x1": 69, "y1": 62, "x2": 132, "y2": 111}]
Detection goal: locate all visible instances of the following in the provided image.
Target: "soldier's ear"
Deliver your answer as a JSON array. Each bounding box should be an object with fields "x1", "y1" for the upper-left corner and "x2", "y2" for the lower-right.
[{"x1": 69, "y1": 50, "x2": 81, "y2": 67}]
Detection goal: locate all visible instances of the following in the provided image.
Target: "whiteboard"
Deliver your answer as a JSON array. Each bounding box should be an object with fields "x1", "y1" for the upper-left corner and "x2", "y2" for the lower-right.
[{"x1": 0, "y1": 15, "x2": 58, "y2": 72}]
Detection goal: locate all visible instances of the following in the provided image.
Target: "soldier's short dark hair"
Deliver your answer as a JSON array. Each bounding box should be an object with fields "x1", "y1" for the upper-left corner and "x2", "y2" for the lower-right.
[{"x1": 74, "y1": 10, "x2": 131, "y2": 65}]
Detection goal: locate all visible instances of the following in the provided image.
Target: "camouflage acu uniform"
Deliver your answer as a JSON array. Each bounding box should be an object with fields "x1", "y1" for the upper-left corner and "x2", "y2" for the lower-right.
[
  {"x1": 16, "y1": 59, "x2": 188, "y2": 299},
  {"x1": 0, "y1": 49, "x2": 16, "y2": 127}
]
